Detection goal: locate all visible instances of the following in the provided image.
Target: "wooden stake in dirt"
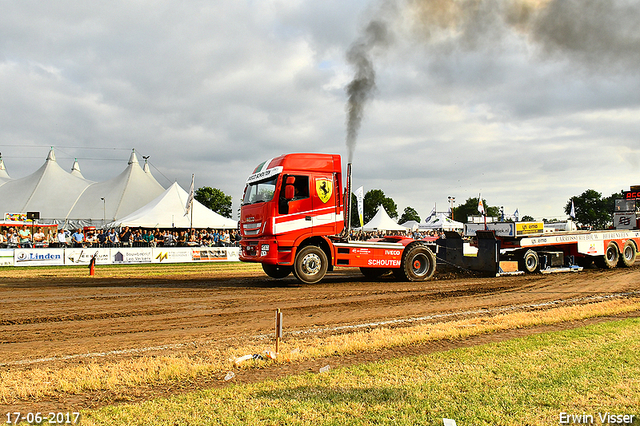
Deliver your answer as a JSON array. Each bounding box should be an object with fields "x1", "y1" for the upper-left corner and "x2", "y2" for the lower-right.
[{"x1": 275, "y1": 308, "x2": 283, "y2": 354}]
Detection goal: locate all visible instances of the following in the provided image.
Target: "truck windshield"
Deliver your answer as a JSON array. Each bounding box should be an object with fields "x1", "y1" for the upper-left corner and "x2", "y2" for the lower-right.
[{"x1": 242, "y1": 176, "x2": 278, "y2": 205}]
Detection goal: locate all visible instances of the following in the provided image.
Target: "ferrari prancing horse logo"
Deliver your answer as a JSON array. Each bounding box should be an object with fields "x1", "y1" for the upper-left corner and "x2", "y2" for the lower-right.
[{"x1": 316, "y1": 178, "x2": 333, "y2": 204}]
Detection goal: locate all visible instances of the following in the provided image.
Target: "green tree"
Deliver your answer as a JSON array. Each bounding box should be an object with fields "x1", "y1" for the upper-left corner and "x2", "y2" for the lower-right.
[
  {"x1": 521, "y1": 215, "x2": 535, "y2": 222},
  {"x1": 195, "y1": 187, "x2": 233, "y2": 218},
  {"x1": 565, "y1": 189, "x2": 621, "y2": 229},
  {"x1": 398, "y1": 206, "x2": 421, "y2": 224},
  {"x1": 452, "y1": 197, "x2": 499, "y2": 223},
  {"x1": 363, "y1": 189, "x2": 398, "y2": 223}
]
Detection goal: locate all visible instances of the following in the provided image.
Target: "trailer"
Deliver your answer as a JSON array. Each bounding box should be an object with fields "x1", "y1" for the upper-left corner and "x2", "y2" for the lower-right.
[
  {"x1": 239, "y1": 153, "x2": 437, "y2": 284},
  {"x1": 460, "y1": 218, "x2": 639, "y2": 275}
]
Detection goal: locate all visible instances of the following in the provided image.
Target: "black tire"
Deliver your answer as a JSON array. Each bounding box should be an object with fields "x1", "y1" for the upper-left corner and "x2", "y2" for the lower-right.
[
  {"x1": 394, "y1": 243, "x2": 436, "y2": 282},
  {"x1": 360, "y1": 267, "x2": 390, "y2": 279},
  {"x1": 618, "y1": 240, "x2": 636, "y2": 268},
  {"x1": 293, "y1": 245, "x2": 328, "y2": 284},
  {"x1": 519, "y1": 249, "x2": 539, "y2": 273},
  {"x1": 262, "y1": 263, "x2": 292, "y2": 279},
  {"x1": 595, "y1": 242, "x2": 619, "y2": 269},
  {"x1": 576, "y1": 256, "x2": 593, "y2": 268}
]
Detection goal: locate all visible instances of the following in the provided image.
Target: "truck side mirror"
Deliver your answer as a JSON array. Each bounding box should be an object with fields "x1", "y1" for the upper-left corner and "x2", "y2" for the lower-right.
[
  {"x1": 285, "y1": 185, "x2": 295, "y2": 200},
  {"x1": 284, "y1": 176, "x2": 296, "y2": 200}
]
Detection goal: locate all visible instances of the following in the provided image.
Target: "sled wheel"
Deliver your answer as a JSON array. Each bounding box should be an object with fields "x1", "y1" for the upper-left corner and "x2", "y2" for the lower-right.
[
  {"x1": 618, "y1": 240, "x2": 636, "y2": 268},
  {"x1": 519, "y1": 249, "x2": 539, "y2": 273},
  {"x1": 395, "y1": 243, "x2": 436, "y2": 282},
  {"x1": 596, "y1": 242, "x2": 619, "y2": 269},
  {"x1": 262, "y1": 263, "x2": 292, "y2": 279},
  {"x1": 294, "y1": 245, "x2": 328, "y2": 284}
]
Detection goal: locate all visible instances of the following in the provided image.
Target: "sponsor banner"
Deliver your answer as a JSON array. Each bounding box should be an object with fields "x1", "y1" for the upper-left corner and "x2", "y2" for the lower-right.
[
  {"x1": 246, "y1": 165, "x2": 283, "y2": 184},
  {"x1": 0, "y1": 249, "x2": 14, "y2": 266},
  {"x1": 152, "y1": 248, "x2": 193, "y2": 263},
  {"x1": 15, "y1": 249, "x2": 64, "y2": 266},
  {"x1": 515, "y1": 222, "x2": 544, "y2": 236},
  {"x1": 111, "y1": 248, "x2": 154, "y2": 264},
  {"x1": 521, "y1": 230, "x2": 640, "y2": 247},
  {"x1": 65, "y1": 248, "x2": 112, "y2": 265},
  {"x1": 613, "y1": 212, "x2": 635, "y2": 230},
  {"x1": 4, "y1": 212, "x2": 26, "y2": 222},
  {"x1": 192, "y1": 247, "x2": 229, "y2": 261},
  {"x1": 465, "y1": 223, "x2": 514, "y2": 237}
]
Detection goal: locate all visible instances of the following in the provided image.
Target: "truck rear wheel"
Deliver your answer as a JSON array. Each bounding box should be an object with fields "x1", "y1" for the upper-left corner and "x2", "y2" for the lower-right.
[
  {"x1": 262, "y1": 263, "x2": 292, "y2": 279},
  {"x1": 618, "y1": 240, "x2": 636, "y2": 267},
  {"x1": 394, "y1": 243, "x2": 436, "y2": 282},
  {"x1": 595, "y1": 242, "x2": 619, "y2": 269},
  {"x1": 519, "y1": 249, "x2": 539, "y2": 273},
  {"x1": 294, "y1": 245, "x2": 328, "y2": 284}
]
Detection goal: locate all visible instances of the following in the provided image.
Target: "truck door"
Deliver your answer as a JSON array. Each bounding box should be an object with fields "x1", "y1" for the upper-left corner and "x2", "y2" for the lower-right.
[
  {"x1": 312, "y1": 174, "x2": 338, "y2": 234},
  {"x1": 276, "y1": 175, "x2": 313, "y2": 235}
]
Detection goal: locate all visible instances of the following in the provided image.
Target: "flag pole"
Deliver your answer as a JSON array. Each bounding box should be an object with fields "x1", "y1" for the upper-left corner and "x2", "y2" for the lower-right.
[{"x1": 190, "y1": 175, "x2": 194, "y2": 231}]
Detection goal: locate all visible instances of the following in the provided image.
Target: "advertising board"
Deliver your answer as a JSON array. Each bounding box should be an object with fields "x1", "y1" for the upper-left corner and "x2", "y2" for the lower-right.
[{"x1": 14, "y1": 249, "x2": 65, "y2": 266}]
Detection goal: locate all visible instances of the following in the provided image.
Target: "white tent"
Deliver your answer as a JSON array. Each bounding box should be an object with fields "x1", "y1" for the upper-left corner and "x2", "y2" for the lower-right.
[
  {"x1": 400, "y1": 220, "x2": 420, "y2": 231},
  {"x1": 66, "y1": 150, "x2": 165, "y2": 225},
  {"x1": 362, "y1": 206, "x2": 407, "y2": 232},
  {"x1": 0, "y1": 148, "x2": 166, "y2": 228},
  {"x1": 421, "y1": 213, "x2": 464, "y2": 231},
  {"x1": 110, "y1": 182, "x2": 237, "y2": 229}
]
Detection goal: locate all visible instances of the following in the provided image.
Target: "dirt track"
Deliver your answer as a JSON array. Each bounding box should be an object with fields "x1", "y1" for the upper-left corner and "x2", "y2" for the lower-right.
[{"x1": 2, "y1": 265, "x2": 639, "y2": 369}]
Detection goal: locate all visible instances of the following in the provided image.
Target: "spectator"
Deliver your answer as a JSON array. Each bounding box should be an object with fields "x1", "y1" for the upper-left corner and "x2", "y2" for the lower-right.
[
  {"x1": 71, "y1": 228, "x2": 85, "y2": 248},
  {"x1": 163, "y1": 230, "x2": 176, "y2": 246},
  {"x1": 107, "y1": 229, "x2": 119, "y2": 247},
  {"x1": 18, "y1": 226, "x2": 32, "y2": 248},
  {"x1": 85, "y1": 232, "x2": 97, "y2": 247},
  {"x1": 33, "y1": 228, "x2": 46, "y2": 247},
  {"x1": 57, "y1": 229, "x2": 68, "y2": 247},
  {"x1": 119, "y1": 226, "x2": 132, "y2": 247},
  {"x1": 8, "y1": 228, "x2": 19, "y2": 248},
  {"x1": 143, "y1": 230, "x2": 155, "y2": 247},
  {"x1": 96, "y1": 229, "x2": 107, "y2": 247},
  {"x1": 221, "y1": 230, "x2": 230, "y2": 247}
]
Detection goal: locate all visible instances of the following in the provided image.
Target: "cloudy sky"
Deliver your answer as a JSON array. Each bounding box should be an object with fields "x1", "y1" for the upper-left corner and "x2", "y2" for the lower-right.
[{"x1": 2, "y1": 0, "x2": 640, "y2": 221}]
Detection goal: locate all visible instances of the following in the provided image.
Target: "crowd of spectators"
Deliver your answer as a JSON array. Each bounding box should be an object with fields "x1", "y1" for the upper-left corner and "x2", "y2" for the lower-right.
[
  {"x1": 0, "y1": 226, "x2": 241, "y2": 249},
  {"x1": 1, "y1": 225, "x2": 448, "y2": 249}
]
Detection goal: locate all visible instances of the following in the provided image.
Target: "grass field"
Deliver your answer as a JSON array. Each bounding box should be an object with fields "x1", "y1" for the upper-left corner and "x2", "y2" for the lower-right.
[{"x1": 82, "y1": 317, "x2": 640, "y2": 425}]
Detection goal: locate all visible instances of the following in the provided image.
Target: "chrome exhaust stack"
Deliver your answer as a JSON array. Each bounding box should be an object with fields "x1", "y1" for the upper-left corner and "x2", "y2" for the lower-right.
[{"x1": 341, "y1": 162, "x2": 353, "y2": 240}]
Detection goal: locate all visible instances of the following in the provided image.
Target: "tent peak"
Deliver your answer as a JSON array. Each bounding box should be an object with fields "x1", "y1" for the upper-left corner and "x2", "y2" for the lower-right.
[
  {"x1": 70, "y1": 158, "x2": 84, "y2": 178},
  {"x1": 47, "y1": 147, "x2": 56, "y2": 162},
  {"x1": 128, "y1": 149, "x2": 139, "y2": 165}
]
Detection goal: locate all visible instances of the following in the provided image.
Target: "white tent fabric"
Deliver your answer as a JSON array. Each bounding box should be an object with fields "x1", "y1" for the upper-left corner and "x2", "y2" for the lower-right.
[
  {"x1": 0, "y1": 156, "x2": 11, "y2": 186},
  {"x1": 110, "y1": 182, "x2": 237, "y2": 229},
  {"x1": 66, "y1": 150, "x2": 165, "y2": 225},
  {"x1": 421, "y1": 213, "x2": 464, "y2": 230},
  {"x1": 0, "y1": 148, "x2": 94, "y2": 220},
  {"x1": 400, "y1": 220, "x2": 420, "y2": 231},
  {"x1": 362, "y1": 206, "x2": 407, "y2": 231},
  {"x1": 0, "y1": 148, "x2": 166, "y2": 228}
]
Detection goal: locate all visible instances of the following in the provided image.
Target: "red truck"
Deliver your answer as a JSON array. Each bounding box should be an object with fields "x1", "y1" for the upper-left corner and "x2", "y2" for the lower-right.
[{"x1": 239, "y1": 153, "x2": 437, "y2": 284}]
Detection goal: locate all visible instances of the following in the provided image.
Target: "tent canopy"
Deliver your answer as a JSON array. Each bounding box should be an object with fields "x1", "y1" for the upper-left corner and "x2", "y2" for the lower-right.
[
  {"x1": 362, "y1": 206, "x2": 407, "y2": 232},
  {"x1": 421, "y1": 213, "x2": 464, "y2": 230},
  {"x1": 110, "y1": 182, "x2": 237, "y2": 229}
]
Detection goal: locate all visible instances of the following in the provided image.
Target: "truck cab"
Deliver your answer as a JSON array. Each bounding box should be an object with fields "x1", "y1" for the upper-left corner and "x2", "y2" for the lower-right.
[{"x1": 239, "y1": 153, "x2": 344, "y2": 277}]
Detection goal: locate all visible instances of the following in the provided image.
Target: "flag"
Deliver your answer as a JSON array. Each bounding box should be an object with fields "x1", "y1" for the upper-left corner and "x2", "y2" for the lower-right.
[
  {"x1": 185, "y1": 174, "x2": 195, "y2": 216},
  {"x1": 477, "y1": 196, "x2": 485, "y2": 215},
  {"x1": 570, "y1": 199, "x2": 576, "y2": 219},
  {"x1": 514, "y1": 208, "x2": 519, "y2": 222},
  {"x1": 354, "y1": 186, "x2": 364, "y2": 227}
]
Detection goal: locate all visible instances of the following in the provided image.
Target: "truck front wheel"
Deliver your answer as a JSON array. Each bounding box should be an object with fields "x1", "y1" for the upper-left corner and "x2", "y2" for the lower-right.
[
  {"x1": 394, "y1": 243, "x2": 436, "y2": 282},
  {"x1": 262, "y1": 263, "x2": 292, "y2": 279},
  {"x1": 294, "y1": 246, "x2": 328, "y2": 284}
]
